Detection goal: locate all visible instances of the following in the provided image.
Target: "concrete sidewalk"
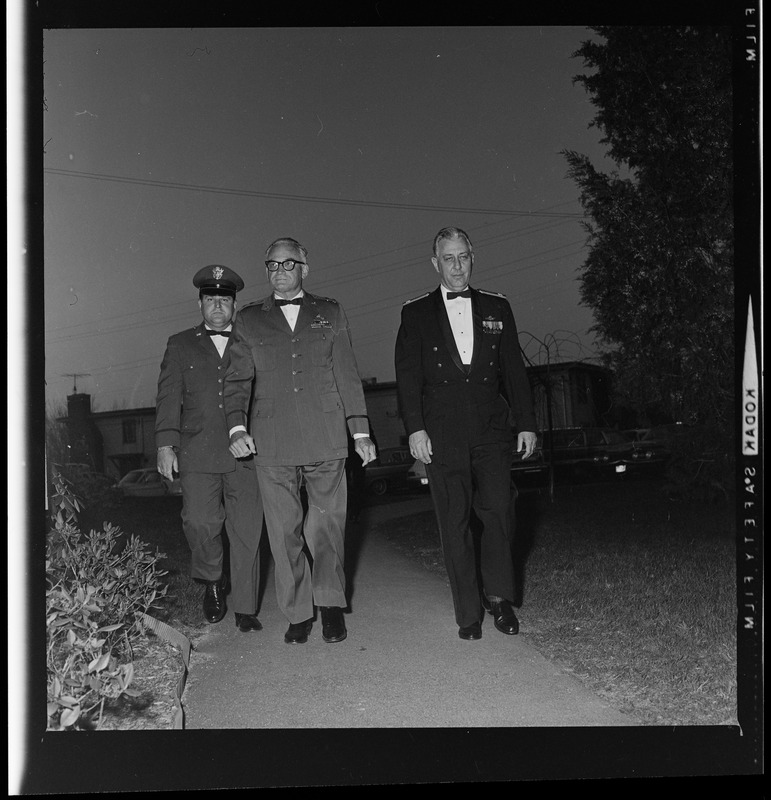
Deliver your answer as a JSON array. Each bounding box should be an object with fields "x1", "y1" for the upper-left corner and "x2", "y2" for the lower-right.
[{"x1": 182, "y1": 496, "x2": 637, "y2": 729}]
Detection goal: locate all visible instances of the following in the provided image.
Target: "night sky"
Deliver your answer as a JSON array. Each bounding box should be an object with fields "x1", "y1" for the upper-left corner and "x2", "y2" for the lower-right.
[{"x1": 41, "y1": 25, "x2": 613, "y2": 411}]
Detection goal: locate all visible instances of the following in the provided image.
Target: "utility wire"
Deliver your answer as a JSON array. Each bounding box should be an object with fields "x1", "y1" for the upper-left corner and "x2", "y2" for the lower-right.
[
  {"x1": 44, "y1": 167, "x2": 584, "y2": 219},
  {"x1": 45, "y1": 214, "x2": 579, "y2": 338}
]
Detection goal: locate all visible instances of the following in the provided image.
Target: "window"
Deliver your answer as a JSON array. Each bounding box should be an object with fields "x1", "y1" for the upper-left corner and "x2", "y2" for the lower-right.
[{"x1": 122, "y1": 419, "x2": 137, "y2": 444}]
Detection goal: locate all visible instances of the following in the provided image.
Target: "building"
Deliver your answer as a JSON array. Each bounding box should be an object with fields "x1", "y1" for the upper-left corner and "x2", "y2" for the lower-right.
[
  {"x1": 57, "y1": 395, "x2": 155, "y2": 481},
  {"x1": 359, "y1": 379, "x2": 406, "y2": 450},
  {"x1": 527, "y1": 361, "x2": 614, "y2": 431},
  {"x1": 58, "y1": 364, "x2": 614, "y2": 478}
]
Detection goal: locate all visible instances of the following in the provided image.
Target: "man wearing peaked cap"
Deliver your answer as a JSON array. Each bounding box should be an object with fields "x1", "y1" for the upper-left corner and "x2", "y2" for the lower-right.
[
  {"x1": 155, "y1": 264, "x2": 266, "y2": 633},
  {"x1": 192, "y1": 264, "x2": 245, "y2": 296}
]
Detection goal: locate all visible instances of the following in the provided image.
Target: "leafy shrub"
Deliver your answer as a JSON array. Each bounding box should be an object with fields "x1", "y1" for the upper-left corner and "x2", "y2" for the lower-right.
[
  {"x1": 46, "y1": 470, "x2": 168, "y2": 731},
  {"x1": 55, "y1": 462, "x2": 123, "y2": 511}
]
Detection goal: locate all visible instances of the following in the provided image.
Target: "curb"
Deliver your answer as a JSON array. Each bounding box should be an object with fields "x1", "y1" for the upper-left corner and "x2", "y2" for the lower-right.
[{"x1": 137, "y1": 612, "x2": 192, "y2": 729}]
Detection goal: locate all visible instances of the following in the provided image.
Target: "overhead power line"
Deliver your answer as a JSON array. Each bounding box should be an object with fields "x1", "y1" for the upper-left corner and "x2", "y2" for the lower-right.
[{"x1": 44, "y1": 168, "x2": 584, "y2": 219}]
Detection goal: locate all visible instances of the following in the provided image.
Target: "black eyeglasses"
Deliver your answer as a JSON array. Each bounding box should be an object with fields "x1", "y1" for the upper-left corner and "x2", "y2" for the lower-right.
[{"x1": 265, "y1": 259, "x2": 305, "y2": 272}]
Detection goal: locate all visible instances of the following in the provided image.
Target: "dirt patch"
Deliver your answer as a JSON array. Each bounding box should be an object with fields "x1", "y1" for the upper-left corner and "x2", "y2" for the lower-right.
[{"x1": 98, "y1": 635, "x2": 186, "y2": 731}]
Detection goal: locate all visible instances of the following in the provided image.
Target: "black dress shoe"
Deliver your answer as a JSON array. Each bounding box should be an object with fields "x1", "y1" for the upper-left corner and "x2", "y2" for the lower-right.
[
  {"x1": 284, "y1": 620, "x2": 312, "y2": 644},
  {"x1": 234, "y1": 613, "x2": 263, "y2": 632},
  {"x1": 458, "y1": 621, "x2": 482, "y2": 640},
  {"x1": 202, "y1": 575, "x2": 228, "y2": 623},
  {"x1": 491, "y1": 600, "x2": 519, "y2": 635},
  {"x1": 320, "y1": 606, "x2": 347, "y2": 643}
]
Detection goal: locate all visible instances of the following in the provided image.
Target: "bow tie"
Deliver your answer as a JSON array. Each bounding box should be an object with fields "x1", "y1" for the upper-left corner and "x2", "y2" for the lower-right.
[
  {"x1": 446, "y1": 289, "x2": 472, "y2": 300},
  {"x1": 206, "y1": 329, "x2": 231, "y2": 337},
  {"x1": 275, "y1": 297, "x2": 303, "y2": 306}
]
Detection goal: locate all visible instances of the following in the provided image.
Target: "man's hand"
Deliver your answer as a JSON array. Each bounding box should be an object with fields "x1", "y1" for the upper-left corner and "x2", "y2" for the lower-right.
[
  {"x1": 229, "y1": 430, "x2": 257, "y2": 458},
  {"x1": 157, "y1": 446, "x2": 178, "y2": 481},
  {"x1": 354, "y1": 436, "x2": 377, "y2": 467},
  {"x1": 409, "y1": 430, "x2": 433, "y2": 465},
  {"x1": 517, "y1": 431, "x2": 538, "y2": 459}
]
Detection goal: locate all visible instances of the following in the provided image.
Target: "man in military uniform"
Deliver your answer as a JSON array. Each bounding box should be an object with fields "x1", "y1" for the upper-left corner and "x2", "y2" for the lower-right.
[
  {"x1": 225, "y1": 237, "x2": 376, "y2": 645},
  {"x1": 394, "y1": 227, "x2": 538, "y2": 641},
  {"x1": 156, "y1": 265, "x2": 265, "y2": 632}
]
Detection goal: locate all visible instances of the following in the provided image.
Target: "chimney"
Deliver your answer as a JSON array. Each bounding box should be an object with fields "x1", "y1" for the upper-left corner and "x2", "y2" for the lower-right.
[{"x1": 67, "y1": 393, "x2": 92, "y2": 421}]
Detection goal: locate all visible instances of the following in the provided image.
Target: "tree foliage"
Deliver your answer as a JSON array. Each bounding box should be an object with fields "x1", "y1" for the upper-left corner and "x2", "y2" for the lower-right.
[{"x1": 563, "y1": 26, "x2": 734, "y2": 491}]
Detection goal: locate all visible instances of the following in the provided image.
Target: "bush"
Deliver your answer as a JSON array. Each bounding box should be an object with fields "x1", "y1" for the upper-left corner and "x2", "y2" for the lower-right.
[
  {"x1": 54, "y1": 463, "x2": 123, "y2": 511},
  {"x1": 46, "y1": 470, "x2": 168, "y2": 731}
]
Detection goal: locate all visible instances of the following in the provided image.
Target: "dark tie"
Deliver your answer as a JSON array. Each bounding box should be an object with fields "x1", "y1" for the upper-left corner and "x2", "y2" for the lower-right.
[
  {"x1": 206, "y1": 330, "x2": 231, "y2": 337},
  {"x1": 446, "y1": 290, "x2": 472, "y2": 299},
  {"x1": 275, "y1": 297, "x2": 303, "y2": 306}
]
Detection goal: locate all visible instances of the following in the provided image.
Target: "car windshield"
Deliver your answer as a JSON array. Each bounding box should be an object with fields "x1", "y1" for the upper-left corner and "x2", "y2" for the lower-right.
[
  {"x1": 120, "y1": 471, "x2": 145, "y2": 484},
  {"x1": 603, "y1": 431, "x2": 631, "y2": 444}
]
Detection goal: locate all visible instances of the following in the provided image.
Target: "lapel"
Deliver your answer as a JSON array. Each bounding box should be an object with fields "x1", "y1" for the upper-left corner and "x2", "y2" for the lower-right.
[
  {"x1": 194, "y1": 322, "x2": 221, "y2": 358},
  {"x1": 433, "y1": 288, "x2": 467, "y2": 375},
  {"x1": 469, "y1": 289, "x2": 484, "y2": 369},
  {"x1": 260, "y1": 295, "x2": 297, "y2": 334}
]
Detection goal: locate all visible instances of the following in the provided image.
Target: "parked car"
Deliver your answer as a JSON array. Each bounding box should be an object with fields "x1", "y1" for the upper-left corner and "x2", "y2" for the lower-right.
[
  {"x1": 510, "y1": 443, "x2": 550, "y2": 490},
  {"x1": 363, "y1": 446, "x2": 414, "y2": 495},
  {"x1": 405, "y1": 442, "x2": 549, "y2": 493},
  {"x1": 540, "y1": 427, "x2": 637, "y2": 479},
  {"x1": 624, "y1": 426, "x2": 673, "y2": 472},
  {"x1": 623, "y1": 428, "x2": 650, "y2": 443},
  {"x1": 406, "y1": 458, "x2": 429, "y2": 491},
  {"x1": 115, "y1": 467, "x2": 182, "y2": 497}
]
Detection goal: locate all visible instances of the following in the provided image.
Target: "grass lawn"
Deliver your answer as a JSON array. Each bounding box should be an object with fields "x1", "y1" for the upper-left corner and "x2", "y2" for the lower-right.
[{"x1": 381, "y1": 476, "x2": 738, "y2": 727}]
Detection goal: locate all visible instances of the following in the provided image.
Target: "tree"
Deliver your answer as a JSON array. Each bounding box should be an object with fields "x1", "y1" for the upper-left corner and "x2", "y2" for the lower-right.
[{"x1": 563, "y1": 26, "x2": 734, "y2": 494}]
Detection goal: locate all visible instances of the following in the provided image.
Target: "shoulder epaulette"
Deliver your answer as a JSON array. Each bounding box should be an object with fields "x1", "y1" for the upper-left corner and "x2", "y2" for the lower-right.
[
  {"x1": 306, "y1": 292, "x2": 338, "y2": 304},
  {"x1": 403, "y1": 291, "x2": 431, "y2": 305},
  {"x1": 478, "y1": 288, "x2": 507, "y2": 298}
]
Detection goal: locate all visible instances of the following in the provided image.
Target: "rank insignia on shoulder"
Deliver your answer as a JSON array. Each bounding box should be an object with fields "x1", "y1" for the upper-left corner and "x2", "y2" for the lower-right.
[
  {"x1": 403, "y1": 291, "x2": 430, "y2": 305},
  {"x1": 482, "y1": 316, "x2": 503, "y2": 333},
  {"x1": 478, "y1": 288, "x2": 507, "y2": 298}
]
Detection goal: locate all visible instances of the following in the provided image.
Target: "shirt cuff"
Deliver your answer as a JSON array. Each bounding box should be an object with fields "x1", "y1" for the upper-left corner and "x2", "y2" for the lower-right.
[
  {"x1": 229, "y1": 425, "x2": 247, "y2": 437},
  {"x1": 352, "y1": 433, "x2": 369, "y2": 439}
]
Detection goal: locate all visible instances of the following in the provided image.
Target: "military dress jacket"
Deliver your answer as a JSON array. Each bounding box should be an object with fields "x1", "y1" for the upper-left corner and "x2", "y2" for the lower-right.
[
  {"x1": 156, "y1": 322, "x2": 252, "y2": 474},
  {"x1": 394, "y1": 286, "x2": 537, "y2": 457},
  {"x1": 224, "y1": 292, "x2": 370, "y2": 466}
]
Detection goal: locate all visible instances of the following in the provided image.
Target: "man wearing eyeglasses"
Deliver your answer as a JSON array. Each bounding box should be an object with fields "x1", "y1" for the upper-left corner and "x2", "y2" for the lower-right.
[
  {"x1": 225, "y1": 237, "x2": 376, "y2": 645},
  {"x1": 395, "y1": 227, "x2": 537, "y2": 642},
  {"x1": 156, "y1": 265, "x2": 265, "y2": 633}
]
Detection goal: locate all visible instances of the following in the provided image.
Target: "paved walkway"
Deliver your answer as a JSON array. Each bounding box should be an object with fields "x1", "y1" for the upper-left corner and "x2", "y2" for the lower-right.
[{"x1": 182, "y1": 495, "x2": 636, "y2": 729}]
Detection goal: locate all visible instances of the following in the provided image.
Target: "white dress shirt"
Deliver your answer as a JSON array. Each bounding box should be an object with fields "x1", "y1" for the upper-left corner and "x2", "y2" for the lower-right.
[
  {"x1": 277, "y1": 290, "x2": 304, "y2": 330},
  {"x1": 441, "y1": 285, "x2": 473, "y2": 365},
  {"x1": 205, "y1": 324, "x2": 233, "y2": 358}
]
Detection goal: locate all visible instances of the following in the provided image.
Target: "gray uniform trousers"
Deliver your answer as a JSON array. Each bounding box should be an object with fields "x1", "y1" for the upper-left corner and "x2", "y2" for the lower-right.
[
  {"x1": 256, "y1": 458, "x2": 348, "y2": 624},
  {"x1": 180, "y1": 460, "x2": 264, "y2": 615}
]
